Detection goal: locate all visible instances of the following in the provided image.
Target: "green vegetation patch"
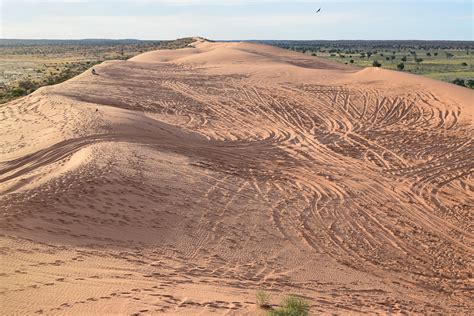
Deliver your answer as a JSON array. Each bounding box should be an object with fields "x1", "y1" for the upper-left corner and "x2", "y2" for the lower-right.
[
  {"x1": 0, "y1": 37, "x2": 195, "y2": 104},
  {"x1": 268, "y1": 295, "x2": 310, "y2": 316},
  {"x1": 258, "y1": 40, "x2": 474, "y2": 89},
  {"x1": 256, "y1": 291, "x2": 310, "y2": 316}
]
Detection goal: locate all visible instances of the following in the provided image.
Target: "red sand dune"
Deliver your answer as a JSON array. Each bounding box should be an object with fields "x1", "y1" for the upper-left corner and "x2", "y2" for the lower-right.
[{"x1": 1, "y1": 38, "x2": 473, "y2": 314}]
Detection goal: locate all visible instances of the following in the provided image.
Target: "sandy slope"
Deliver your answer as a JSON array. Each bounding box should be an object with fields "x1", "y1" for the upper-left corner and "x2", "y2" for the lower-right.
[{"x1": 1, "y1": 38, "x2": 473, "y2": 315}]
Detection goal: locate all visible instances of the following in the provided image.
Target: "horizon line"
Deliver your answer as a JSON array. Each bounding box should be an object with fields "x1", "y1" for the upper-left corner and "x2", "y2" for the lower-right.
[{"x1": 1, "y1": 38, "x2": 474, "y2": 42}]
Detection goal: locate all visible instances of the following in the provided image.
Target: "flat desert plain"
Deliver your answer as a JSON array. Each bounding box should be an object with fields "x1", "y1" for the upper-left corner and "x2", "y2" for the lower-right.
[{"x1": 1, "y1": 38, "x2": 473, "y2": 315}]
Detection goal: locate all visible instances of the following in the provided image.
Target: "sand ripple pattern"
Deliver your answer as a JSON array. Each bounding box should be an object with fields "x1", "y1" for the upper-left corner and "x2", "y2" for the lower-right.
[{"x1": 1, "y1": 41, "x2": 473, "y2": 314}]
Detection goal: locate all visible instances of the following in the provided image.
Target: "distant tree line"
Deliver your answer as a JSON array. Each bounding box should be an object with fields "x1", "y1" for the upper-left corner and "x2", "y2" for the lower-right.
[{"x1": 255, "y1": 40, "x2": 474, "y2": 51}]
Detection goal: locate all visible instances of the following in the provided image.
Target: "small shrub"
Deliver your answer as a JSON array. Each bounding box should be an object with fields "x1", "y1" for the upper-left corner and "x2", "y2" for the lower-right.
[
  {"x1": 349, "y1": 59, "x2": 354, "y2": 64},
  {"x1": 467, "y1": 79, "x2": 474, "y2": 89},
  {"x1": 18, "y1": 79, "x2": 36, "y2": 92},
  {"x1": 372, "y1": 60, "x2": 382, "y2": 67},
  {"x1": 256, "y1": 290, "x2": 271, "y2": 309},
  {"x1": 283, "y1": 296, "x2": 310, "y2": 314},
  {"x1": 452, "y1": 78, "x2": 465, "y2": 87},
  {"x1": 401, "y1": 56, "x2": 407, "y2": 62},
  {"x1": 461, "y1": 62, "x2": 468, "y2": 66},
  {"x1": 268, "y1": 295, "x2": 310, "y2": 316},
  {"x1": 11, "y1": 88, "x2": 26, "y2": 97},
  {"x1": 397, "y1": 62, "x2": 405, "y2": 70}
]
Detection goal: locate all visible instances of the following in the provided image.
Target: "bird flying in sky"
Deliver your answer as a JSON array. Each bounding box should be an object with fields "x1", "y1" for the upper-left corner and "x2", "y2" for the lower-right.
[{"x1": 316, "y1": 8, "x2": 321, "y2": 13}]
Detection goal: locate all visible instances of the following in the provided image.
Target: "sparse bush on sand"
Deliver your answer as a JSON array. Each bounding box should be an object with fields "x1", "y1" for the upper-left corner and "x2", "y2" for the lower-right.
[
  {"x1": 256, "y1": 290, "x2": 271, "y2": 309},
  {"x1": 452, "y1": 78, "x2": 466, "y2": 87},
  {"x1": 267, "y1": 295, "x2": 310, "y2": 316},
  {"x1": 372, "y1": 60, "x2": 382, "y2": 67}
]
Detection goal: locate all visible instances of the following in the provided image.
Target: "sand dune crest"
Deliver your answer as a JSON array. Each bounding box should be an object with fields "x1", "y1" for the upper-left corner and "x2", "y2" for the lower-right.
[{"x1": 1, "y1": 39, "x2": 473, "y2": 314}]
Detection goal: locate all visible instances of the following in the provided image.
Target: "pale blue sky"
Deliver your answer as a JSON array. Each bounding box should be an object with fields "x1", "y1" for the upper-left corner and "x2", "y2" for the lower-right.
[{"x1": 1, "y1": 0, "x2": 472, "y2": 40}]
